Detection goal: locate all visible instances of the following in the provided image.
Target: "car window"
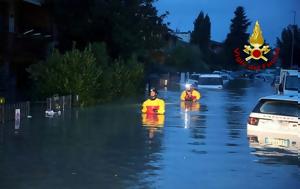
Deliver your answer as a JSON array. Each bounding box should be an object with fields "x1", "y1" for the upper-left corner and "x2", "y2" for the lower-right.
[
  {"x1": 285, "y1": 76, "x2": 299, "y2": 91},
  {"x1": 198, "y1": 78, "x2": 223, "y2": 85},
  {"x1": 253, "y1": 99, "x2": 299, "y2": 117}
]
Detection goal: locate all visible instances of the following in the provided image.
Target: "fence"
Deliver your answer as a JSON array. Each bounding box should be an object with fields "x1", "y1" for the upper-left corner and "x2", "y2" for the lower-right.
[
  {"x1": 46, "y1": 95, "x2": 72, "y2": 111},
  {"x1": 0, "y1": 101, "x2": 30, "y2": 124}
]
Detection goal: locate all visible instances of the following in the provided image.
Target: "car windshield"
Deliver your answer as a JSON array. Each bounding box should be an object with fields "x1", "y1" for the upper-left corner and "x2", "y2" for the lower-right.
[
  {"x1": 253, "y1": 99, "x2": 299, "y2": 117},
  {"x1": 285, "y1": 76, "x2": 299, "y2": 91},
  {"x1": 198, "y1": 77, "x2": 223, "y2": 85}
]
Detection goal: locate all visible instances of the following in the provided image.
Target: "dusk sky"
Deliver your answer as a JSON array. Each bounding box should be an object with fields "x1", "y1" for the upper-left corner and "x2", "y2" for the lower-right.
[{"x1": 155, "y1": 0, "x2": 300, "y2": 46}]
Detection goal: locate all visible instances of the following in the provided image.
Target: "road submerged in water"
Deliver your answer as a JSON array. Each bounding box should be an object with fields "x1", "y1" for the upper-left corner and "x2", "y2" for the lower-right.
[{"x1": 0, "y1": 79, "x2": 299, "y2": 189}]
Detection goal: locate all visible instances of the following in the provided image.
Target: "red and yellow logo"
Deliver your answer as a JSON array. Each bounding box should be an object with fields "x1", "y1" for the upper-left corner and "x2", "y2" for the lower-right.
[
  {"x1": 243, "y1": 21, "x2": 270, "y2": 61},
  {"x1": 234, "y1": 21, "x2": 279, "y2": 70}
]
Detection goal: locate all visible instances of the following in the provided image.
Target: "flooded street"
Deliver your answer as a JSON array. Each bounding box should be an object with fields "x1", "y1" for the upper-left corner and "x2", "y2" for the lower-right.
[{"x1": 0, "y1": 79, "x2": 299, "y2": 189}]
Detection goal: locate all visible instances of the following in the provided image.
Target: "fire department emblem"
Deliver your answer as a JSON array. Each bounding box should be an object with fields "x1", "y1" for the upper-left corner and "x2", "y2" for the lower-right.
[{"x1": 243, "y1": 21, "x2": 270, "y2": 61}]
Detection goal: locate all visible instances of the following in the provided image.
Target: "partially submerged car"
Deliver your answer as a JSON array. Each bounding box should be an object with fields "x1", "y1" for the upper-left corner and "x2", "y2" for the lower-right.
[
  {"x1": 278, "y1": 69, "x2": 299, "y2": 95},
  {"x1": 247, "y1": 94, "x2": 299, "y2": 135},
  {"x1": 186, "y1": 73, "x2": 201, "y2": 88},
  {"x1": 248, "y1": 130, "x2": 300, "y2": 157},
  {"x1": 197, "y1": 74, "x2": 223, "y2": 89}
]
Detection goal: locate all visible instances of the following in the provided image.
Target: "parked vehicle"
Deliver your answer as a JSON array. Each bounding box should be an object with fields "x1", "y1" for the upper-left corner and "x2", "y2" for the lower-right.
[
  {"x1": 278, "y1": 69, "x2": 299, "y2": 95},
  {"x1": 212, "y1": 71, "x2": 233, "y2": 84},
  {"x1": 247, "y1": 94, "x2": 299, "y2": 135},
  {"x1": 186, "y1": 73, "x2": 201, "y2": 87},
  {"x1": 197, "y1": 74, "x2": 223, "y2": 89},
  {"x1": 248, "y1": 130, "x2": 299, "y2": 158}
]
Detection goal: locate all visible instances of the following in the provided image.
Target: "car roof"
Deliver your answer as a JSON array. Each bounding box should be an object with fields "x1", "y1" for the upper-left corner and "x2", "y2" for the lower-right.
[
  {"x1": 259, "y1": 94, "x2": 299, "y2": 102},
  {"x1": 199, "y1": 74, "x2": 222, "y2": 78},
  {"x1": 282, "y1": 69, "x2": 299, "y2": 76}
]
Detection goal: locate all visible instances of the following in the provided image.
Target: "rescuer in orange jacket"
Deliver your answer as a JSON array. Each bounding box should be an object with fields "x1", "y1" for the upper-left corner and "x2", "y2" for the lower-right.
[
  {"x1": 180, "y1": 84, "x2": 201, "y2": 102},
  {"x1": 142, "y1": 88, "x2": 165, "y2": 114}
]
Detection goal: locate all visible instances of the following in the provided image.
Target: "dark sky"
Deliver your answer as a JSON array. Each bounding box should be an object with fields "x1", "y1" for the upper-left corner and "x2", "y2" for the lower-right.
[{"x1": 155, "y1": 0, "x2": 300, "y2": 46}]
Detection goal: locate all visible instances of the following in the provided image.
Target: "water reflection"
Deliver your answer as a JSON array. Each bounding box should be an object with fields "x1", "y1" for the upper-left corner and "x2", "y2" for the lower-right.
[
  {"x1": 180, "y1": 101, "x2": 200, "y2": 129},
  {"x1": 141, "y1": 114, "x2": 164, "y2": 139},
  {"x1": 0, "y1": 105, "x2": 165, "y2": 189},
  {"x1": 248, "y1": 129, "x2": 300, "y2": 165},
  {"x1": 180, "y1": 101, "x2": 200, "y2": 112},
  {"x1": 225, "y1": 105, "x2": 244, "y2": 139}
]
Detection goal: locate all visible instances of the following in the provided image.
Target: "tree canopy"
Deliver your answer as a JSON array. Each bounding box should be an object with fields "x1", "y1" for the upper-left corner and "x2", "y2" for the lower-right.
[
  {"x1": 44, "y1": 0, "x2": 170, "y2": 58},
  {"x1": 224, "y1": 6, "x2": 251, "y2": 70},
  {"x1": 190, "y1": 11, "x2": 211, "y2": 52},
  {"x1": 277, "y1": 24, "x2": 300, "y2": 69}
]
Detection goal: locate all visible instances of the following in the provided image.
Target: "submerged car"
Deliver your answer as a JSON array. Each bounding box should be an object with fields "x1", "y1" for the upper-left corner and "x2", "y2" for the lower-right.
[
  {"x1": 212, "y1": 71, "x2": 233, "y2": 84},
  {"x1": 278, "y1": 69, "x2": 299, "y2": 95},
  {"x1": 186, "y1": 73, "x2": 201, "y2": 87},
  {"x1": 247, "y1": 94, "x2": 299, "y2": 135},
  {"x1": 248, "y1": 130, "x2": 300, "y2": 158},
  {"x1": 197, "y1": 74, "x2": 223, "y2": 89}
]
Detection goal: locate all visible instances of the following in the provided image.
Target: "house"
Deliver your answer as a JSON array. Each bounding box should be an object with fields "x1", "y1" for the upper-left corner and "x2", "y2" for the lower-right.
[
  {"x1": 0, "y1": 0, "x2": 51, "y2": 101},
  {"x1": 171, "y1": 30, "x2": 191, "y2": 43}
]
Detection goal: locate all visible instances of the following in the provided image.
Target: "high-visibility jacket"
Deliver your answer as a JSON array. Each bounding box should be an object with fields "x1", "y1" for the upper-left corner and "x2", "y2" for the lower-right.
[
  {"x1": 180, "y1": 90, "x2": 201, "y2": 101},
  {"x1": 142, "y1": 113, "x2": 165, "y2": 127},
  {"x1": 142, "y1": 98, "x2": 165, "y2": 114}
]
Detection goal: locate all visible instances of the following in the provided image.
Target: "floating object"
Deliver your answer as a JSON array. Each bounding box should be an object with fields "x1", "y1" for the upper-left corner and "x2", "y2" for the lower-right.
[
  {"x1": 45, "y1": 110, "x2": 55, "y2": 117},
  {"x1": 45, "y1": 110, "x2": 61, "y2": 117},
  {"x1": 27, "y1": 115, "x2": 32, "y2": 118}
]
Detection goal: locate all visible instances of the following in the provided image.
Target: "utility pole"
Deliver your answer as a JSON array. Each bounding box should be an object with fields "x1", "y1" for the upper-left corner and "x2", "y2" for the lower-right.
[{"x1": 290, "y1": 11, "x2": 296, "y2": 68}]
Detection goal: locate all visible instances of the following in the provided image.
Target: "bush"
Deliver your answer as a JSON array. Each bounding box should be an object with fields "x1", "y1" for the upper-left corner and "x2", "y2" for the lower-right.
[
  {"x1": 27, "y1": 46, "x2": 103, "y2": 105},
  {"x1": 27, "y1": 43, "x2": 144, "y2": 105},
  {"x1": 111, "y1": 56, "x2": 144, "y2": 97}
]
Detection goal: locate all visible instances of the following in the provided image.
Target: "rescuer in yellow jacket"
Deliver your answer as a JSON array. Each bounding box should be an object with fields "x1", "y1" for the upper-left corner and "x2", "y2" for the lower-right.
[
  {"x1": 180, "y1": 84, "x2": 201, "y2": 102},
  {"x1": 142, "y1": 113, "x2": 165, "y2": 127},
  {"x1": 142, "y1": 88, "x2": 165, "y2": 114}
]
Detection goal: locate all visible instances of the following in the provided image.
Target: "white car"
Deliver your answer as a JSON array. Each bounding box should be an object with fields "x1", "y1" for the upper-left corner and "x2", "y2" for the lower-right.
[
  {"x1": 248, "y1": 130, "x2": 300, "y2": 156},
  {"x1": 197, "y1": 74, "x2": 223, "y2": 89},
  {"x1": 186, "y1": 73, "x2": 201, "y2": 87},
  {"x1": 279, "y1": 69, "x2": 299, "y2": 95},
  {"x1": 247, "y1": 94, "x2": 299, "y2": 136}
]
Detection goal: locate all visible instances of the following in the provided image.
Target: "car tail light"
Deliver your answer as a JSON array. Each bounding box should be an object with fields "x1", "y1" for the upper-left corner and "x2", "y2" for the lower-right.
[
  {"x1": 248, "y1": 135, "x2": 258, "y2": 143},
  {"x1": 248, "y1": 117, "x2": 259, "y2": 126}
]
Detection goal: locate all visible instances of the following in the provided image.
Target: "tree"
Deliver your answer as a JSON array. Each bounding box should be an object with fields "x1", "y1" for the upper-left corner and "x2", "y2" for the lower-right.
[
  {"x1": 27, "y1": 46, "x2": 103, "y2": 105},
  {"x1": 165, "y1": 43, "x2": 209, "y2": 72},
  {"x1": 277, "y1": 25, "x2": 300, "y2": 69},
  {"x1": 44, "y1": 0, "x2": 94, "y2": 50},
  {"x1": 224, "y1": 6, "x2": 251, "y2": 70},
  {"x1": 190, "y1": 11, "x2": 211, "y2": 52},
  {"x1": 27, "y1": 43, "x2": 144, "y2": 105},
  {"x1": 44, "y1": 0, "x2": 170, "y2": 58}
]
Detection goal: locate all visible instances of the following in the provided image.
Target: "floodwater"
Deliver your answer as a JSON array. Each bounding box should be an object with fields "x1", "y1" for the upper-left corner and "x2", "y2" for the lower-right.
[{"x1": 0, "y1": 79, "x2": 299, "y2": 189}]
